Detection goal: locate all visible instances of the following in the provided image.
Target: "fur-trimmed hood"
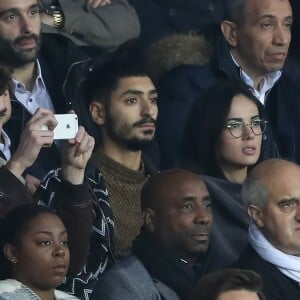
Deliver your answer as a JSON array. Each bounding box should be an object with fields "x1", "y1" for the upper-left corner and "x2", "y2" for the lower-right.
[{"x1": 143, "y1": 33, "x2": 212, "y2": 82}]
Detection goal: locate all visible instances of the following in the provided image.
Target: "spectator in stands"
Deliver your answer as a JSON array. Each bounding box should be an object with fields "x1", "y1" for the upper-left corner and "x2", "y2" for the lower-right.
[
  {"x1": 179, "y1": 80, "x2": 272, "y2": 270},
  {"x1": 0, "y1": 0, "x2": 93, "y2": 181},
  {"x1": 0, "y1": 204, "x2": 79, "y2": 300},
  {"x1": 38, "y1": 58, "x2": 158, "y2": 298},
  {"x1": 156, "y1": 0, "x2": 299, "y2": 169},
  {"x1": 181, "y1": 80, "x2": 273, "y2": 182},
  {"x1": 40, "y1": 0, "x2": 140, "y2": 53},
  {"x1": 92, "y1": 169, "x2": 212, "y2": 300},
  {"x1": 0, "y1": 104, "x2": 96, "y2": 299},
  {"x1": 188, "y1": 268, "x2": 265, "y2": 300},
  {"x1": 236, "y1": 159, "x2": 300, "y2": 299},
  {"x1": 128, "y1": 0, "x2": 223, "y2": 55},
  {"x1": 0, "y1": 67, "x2": 12, "y2": 165}
]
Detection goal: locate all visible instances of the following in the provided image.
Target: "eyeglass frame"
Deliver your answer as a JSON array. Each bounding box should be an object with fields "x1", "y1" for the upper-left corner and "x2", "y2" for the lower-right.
[{"x1": 224, "y1": 119, "x2": 268, "y2": 138}]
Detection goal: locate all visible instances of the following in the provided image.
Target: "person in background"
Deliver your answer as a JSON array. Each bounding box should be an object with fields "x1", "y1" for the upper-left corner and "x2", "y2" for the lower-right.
[
  {"x1": 40, "y1": 0, "x2": 140, "y2": 53},
  {"x1": 235, "y1": 159, "x2": 300, "y2": 299},
  {"x1": 188, "y1": 268, "x2": 265, "y2": 300},
  {"x1": 156, "y1": 0, "x2": 299, "y2": 169},
  {"x1": 37, "y1": 58, "x2": 158, "y2": 298},
  {"x1": 0, "y1": 204, "x2": 79, "y2": 300},
  {"x1": 179, "y1": 80, "x2": 273, "y2": 270},
  {"x1": 92, "y1": 169, "x2": 212, "y2": 300}
]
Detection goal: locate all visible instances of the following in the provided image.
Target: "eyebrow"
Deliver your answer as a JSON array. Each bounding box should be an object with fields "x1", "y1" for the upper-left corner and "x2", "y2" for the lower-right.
[
  {"x1": 0, "y1": 4, "x2": 40, "y2": 18},
  {"x1": 121, "y1": 89, "x2": 157, "y2": 97},
  {"x1": 34, "y1": 230, "x2": 67, "y2": 236},
  {"x1": 226, "y1": 115, "x2": 260, "y2": 122},
  {"x1": 182, "y1": 195, "x2": 211, "y2": 202},
  {"x1": 256, "y1": 14, "x2": 293, "y2": 22}
]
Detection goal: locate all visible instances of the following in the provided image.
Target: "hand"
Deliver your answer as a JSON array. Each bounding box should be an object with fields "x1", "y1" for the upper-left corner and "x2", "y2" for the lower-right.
[
  {"x1": 25, "y1": 174, "x2": 41, "y2": 195},
  {"x1": 6, "y1": 108, "x2": 57, "y2": 178},
  {"x1": 62, "y1": 126, "x2": 95, "y2": 184},
  {"x1": 40, "y1": 12, "x2": 55, "y2": 27},
  {"x1": 88, "y1": 0, "x2": 112, "y2": 8}
]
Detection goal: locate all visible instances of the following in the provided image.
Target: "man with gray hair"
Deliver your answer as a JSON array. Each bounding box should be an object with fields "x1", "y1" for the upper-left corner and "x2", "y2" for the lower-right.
[{"x1": 235, "y1": 159, "x2": 300, "y2": 299}]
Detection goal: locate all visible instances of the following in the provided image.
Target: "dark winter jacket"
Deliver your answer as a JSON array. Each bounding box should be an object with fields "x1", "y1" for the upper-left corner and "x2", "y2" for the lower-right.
[
  {"x1": 156, "y1": 34, "x2": 300, "y2": 168},
  {"x1": 235, "y1": 246, "x2": 300, "y2": 300}
]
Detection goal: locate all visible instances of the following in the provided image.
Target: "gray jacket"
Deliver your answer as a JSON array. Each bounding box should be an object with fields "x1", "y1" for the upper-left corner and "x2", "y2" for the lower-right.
[
  {"x1": 91, "y1": 255, "x2": 180, "y2": 300},
  {"x1": 41, "y1": 0, "x2": 140, "y2": 51},
  {"x1": 0, "y1": 279, "x2": 78, "y2": 300}
]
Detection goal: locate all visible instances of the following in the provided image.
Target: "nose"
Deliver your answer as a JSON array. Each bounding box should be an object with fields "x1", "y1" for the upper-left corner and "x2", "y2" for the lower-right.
[
  {"x1": 141, "y1": 99, "x2": 156, "y2": 117},
  {"x1": 194, "y1": 206, "x2": 211, "y2": 225},
  {"x1": 19, "y1": 15, "x2": 33, "y2": 34},
  {"x1": 273, "y1": 24, "x2": 291, "y2": 46},
  {"x1": 53, "y1": 246, "x2": 65, "y2": 258},
  {"x1": 295, "y1": 203, "x2": 300, "y2": 221},
  {"x1": 242, "y1": 125, "x2": 255, "y2": 140}
]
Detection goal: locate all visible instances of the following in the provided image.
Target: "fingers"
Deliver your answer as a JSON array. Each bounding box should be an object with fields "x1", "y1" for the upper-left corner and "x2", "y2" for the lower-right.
[
  {"x1": 74, "y1": 129, "x2": 95, "y2": 157},
  {"x1": 88, "y1": 0, "x2": 111, "y2": 8},
  {"x1": 29, "y1": 108, "x2": 57, "y2": 131}
]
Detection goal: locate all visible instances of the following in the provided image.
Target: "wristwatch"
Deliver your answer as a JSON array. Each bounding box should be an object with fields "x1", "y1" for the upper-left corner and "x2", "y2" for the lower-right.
[{"x1": 46, "y1": 6, "x2": 65, "y2": 30}]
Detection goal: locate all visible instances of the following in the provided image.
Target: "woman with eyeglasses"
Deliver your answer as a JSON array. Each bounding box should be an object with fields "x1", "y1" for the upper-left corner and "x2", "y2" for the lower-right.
[{"x1": 179, "y1": 80, "x2": 278, "y2": 271}]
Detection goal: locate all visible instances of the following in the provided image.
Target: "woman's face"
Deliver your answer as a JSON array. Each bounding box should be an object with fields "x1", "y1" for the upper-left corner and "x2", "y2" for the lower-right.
[
  {"x1": 216, "y1": 93, "x2": 262, "y2": 174},
  {"x1": 9, "y1": 213, "x2": 69, "y2": 292}
]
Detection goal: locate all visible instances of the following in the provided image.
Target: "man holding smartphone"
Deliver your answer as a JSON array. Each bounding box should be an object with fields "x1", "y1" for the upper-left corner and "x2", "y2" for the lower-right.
[{"x1": 0, "y1": 0, "x2": 92, "y2": 180}]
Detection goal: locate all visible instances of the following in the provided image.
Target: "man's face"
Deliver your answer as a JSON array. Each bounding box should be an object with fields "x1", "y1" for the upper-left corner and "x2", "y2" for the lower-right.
[
  {"x1": 154, "y1": 174, "x2": 212, "y2": 261},
  {"x1": 104, "y1": 76, "x2": 158, "y2": 151},
  {"x1": 230, "y1": 0, "x2": 292, "y2": 78},
  {"x1": 0, "y1": 89, "x2": 11, "y2": 130},
  {"x1": 258, "y1": 165, "x2": 300, "y2": 256},
  {"x1": 0, "y1": 0, "x2": 41, "y2": 67}
]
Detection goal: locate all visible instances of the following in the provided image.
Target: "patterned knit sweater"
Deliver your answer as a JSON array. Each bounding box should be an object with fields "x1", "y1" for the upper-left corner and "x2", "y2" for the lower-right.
[{"x1": 93, "y1": 151, "x2": 147, "y2": 258}]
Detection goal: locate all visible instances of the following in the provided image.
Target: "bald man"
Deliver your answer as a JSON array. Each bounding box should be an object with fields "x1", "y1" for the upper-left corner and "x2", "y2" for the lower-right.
[
  {"x1": 235, "y1": 159, "x2": 300, "y2": 299},
  {"x1": 92, "y1": 169, "x2": 212, "y2": 300}
]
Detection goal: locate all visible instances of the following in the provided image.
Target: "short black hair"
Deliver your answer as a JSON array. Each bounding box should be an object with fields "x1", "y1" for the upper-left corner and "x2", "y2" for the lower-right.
[
  {"x1": 223, "y1": 0, "x2": 247, "y2": 24},
  {"x1": 0, "y1": 66, "x2": 11, "y2": 96},
  {"x1": 188, "y1": 268, "x2": 265, "y2": 300},
  {"x1": 85, "y1": 58, "x2": 154, "y2": 109}
]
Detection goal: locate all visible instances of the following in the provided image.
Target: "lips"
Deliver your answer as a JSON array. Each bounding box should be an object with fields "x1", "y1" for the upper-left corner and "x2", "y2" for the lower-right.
[
  {"x1": 18, "y1": 39, "x2": 36, "y2": 48},
  {"x1": 53, "y1": 263, "x2": 67, "y2": 274},
  {"x1": 241, "y1": 146, "x2": 257, "y2": 155},
  {"x1": 191, "y1": 232, "x2": 209, "y2": 242}
]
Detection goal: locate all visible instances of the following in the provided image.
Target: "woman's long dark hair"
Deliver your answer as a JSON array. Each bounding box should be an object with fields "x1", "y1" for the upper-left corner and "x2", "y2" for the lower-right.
[{"x1": 180, "y1": 80, "x2": 264, "y2": 179}]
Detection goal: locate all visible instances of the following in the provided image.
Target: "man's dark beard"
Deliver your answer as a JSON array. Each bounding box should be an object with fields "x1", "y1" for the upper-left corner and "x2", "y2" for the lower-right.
[
  {"x1": 105, "y1": 114, "x2": 156, "y2": 152},
  {"x1": 0, "y1": 34, "x2": 40, "y2": 67}
]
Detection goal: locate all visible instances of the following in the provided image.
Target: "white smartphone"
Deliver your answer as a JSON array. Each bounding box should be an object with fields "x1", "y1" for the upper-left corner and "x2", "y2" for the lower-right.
[{"x1": 53, "y1": 114, "x2": 78, "y2": 140}]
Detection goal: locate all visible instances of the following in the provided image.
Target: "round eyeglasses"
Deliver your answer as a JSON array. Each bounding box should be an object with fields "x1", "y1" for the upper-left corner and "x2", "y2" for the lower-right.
[{"x1": 225, "y1": 119, "x2": 268, "y2": 138}]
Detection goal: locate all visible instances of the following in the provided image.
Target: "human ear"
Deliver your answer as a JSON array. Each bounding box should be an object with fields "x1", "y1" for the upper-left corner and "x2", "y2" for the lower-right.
[
  {"x1": 221, "y1": 21, "x2": 238, "y2": 47},
  {"x1": 143, "y1": 208, "x2": 157, "y2": 232},
  {"x1": 248, "y1": 205, "x2": 264, "y2": 228},
  {"x1": 3, "y1": 243, "x2": 18, "y2": 265},
  {"x1": 89, "y1": 101, "x2": 106, "y2": 125}
]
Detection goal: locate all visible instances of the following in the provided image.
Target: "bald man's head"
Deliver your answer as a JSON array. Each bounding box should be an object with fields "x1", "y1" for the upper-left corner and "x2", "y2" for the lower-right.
[
  {"x1": 141, "y1": 169, "x2": 212, "y2": 262},
  {"x1": 243, "y1": 159, "x2": 300, "y2": 256}
]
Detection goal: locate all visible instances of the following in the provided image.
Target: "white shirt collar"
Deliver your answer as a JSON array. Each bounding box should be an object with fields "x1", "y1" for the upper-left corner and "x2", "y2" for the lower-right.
[{"x1": 230, "y1": 52, "x2": 282, "y2": 105}]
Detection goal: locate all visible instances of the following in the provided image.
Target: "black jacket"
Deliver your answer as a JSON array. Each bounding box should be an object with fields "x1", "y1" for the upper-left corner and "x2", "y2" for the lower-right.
[
  {"x1": 235, "y1": 246, "x2": 300, "y2": 300},
  {"x1": 4, "y1": 33, "x2": 96, "y2": 179}
]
